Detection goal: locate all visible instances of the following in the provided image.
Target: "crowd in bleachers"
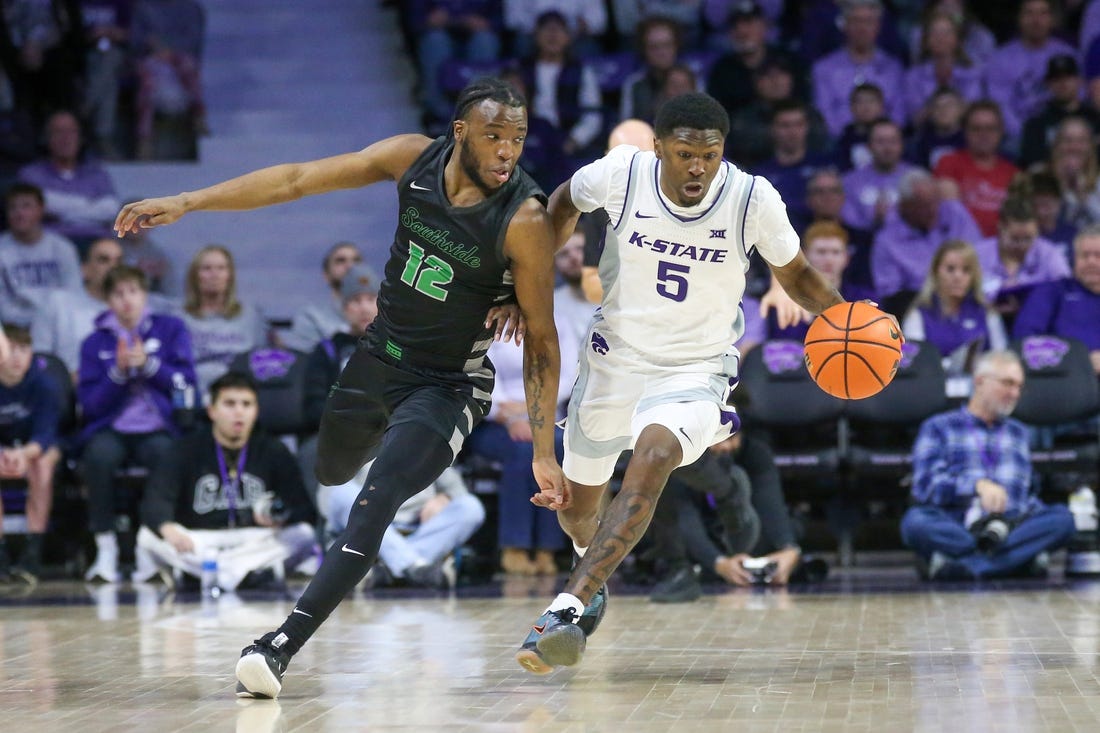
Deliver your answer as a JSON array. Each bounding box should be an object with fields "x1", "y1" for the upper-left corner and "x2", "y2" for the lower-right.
[{"x1": 1, "y1": 0, "x2": 1100, "y2": 592}]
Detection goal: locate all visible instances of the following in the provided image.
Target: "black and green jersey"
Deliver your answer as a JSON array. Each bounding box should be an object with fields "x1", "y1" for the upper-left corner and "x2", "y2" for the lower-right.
[{"x1": 365, "y1": 136, "x2": 545, "y2": 377}]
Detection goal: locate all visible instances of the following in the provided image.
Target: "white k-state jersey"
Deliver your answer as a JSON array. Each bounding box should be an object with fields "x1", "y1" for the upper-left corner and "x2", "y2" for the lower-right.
[{"x1": 571, "y1": 145, "x2": 801, "y2": 361}]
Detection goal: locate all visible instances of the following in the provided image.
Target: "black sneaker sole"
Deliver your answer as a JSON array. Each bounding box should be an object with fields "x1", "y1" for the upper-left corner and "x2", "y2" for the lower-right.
[
  {"x1": 535, "y1": 624, "x2": 586, "y2": 667},
  {"x1": 235, "y1": 654, "x2": 282, "y2": 699}
]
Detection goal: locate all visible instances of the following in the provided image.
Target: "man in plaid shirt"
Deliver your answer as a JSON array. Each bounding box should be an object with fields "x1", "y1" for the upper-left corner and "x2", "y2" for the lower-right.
[{"x1": 900, "y1": 350, "x2": 1075, "y2": 580}]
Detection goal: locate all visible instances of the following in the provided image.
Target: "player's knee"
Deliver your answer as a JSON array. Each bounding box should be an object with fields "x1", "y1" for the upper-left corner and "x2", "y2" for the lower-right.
[{"x1": 630, "y1": 442, "x2": 682, "y2": 475}]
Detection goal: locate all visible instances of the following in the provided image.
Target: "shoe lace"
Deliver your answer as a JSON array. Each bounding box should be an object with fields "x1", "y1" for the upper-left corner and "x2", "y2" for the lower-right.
[{"x1": 552, "y1": 607, "x2": 578, "y2": 625}]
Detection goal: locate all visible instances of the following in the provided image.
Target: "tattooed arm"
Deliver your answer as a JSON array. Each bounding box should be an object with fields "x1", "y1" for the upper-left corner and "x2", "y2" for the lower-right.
[{"x1": 504, "y1": 197, "x2": 566, "y2": 504}]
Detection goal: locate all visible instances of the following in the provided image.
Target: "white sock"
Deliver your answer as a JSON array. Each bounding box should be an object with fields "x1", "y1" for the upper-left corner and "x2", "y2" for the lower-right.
[
  {"x1": 545, "y1": 592, "x2": 584, "y2": 621},
  {"x1": 573, "y1": 542, "x2": 587, "y2": 558}
]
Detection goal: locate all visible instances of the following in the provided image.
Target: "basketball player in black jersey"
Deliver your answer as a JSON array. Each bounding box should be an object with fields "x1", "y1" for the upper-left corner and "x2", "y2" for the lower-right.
[{"x1": 115, "y1": 78, "x2": 566, "y2": 699}]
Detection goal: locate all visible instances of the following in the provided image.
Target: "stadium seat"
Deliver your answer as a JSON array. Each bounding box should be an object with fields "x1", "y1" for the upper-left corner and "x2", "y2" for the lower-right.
[{"x1": 230, "y1": 347, "x2": 311, "y2": 438}]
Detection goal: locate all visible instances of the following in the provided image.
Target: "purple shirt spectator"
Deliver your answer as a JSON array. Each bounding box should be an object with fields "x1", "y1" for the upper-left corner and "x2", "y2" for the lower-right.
[
  {"x1": 17, "y1": 158, "x2": 120, "y2": 242},
  {"x1": 841, "y1": 162, "x2": 914, "y2": 232},
  {"x1": 974, "y1": 235, "x2": 1072, "y2": 300},
  {"x1": 1012, "y1": 278, "x2": 1100, "y2": 350},
  {"x1": 871, "y1": 199, "x2": 982, "y2": 298},
  {"x1": 753, "y1": 151, "x2": 833, "y2": 234},
  {"x1": 984, "y1": 37, "x2": 1077, "y2": 139},
  {"x1": 812, "y1": 48, "x2": 905, "y2": 136},
  {"x1": 903, "y1": 62, "x2": 985, "y2": 124},
  {"x1": 902, "y1": 295, "x2": 1006, "y2": 358},
  {"x1": 77, "y1": 308, "x2": 197, "y2": 445}
]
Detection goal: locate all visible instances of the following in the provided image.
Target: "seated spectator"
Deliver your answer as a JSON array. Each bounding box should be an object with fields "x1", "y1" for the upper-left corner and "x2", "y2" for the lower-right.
[
  {"x1": 282, "y1": 242, "x2": 363, "y2": 353},
  {"x1": 727, "y1": 57, "x2": 829, "y2": 170},
  {"x1": 667, "y1": 432, "x2": 809, "y2": 587},
  {"x1": 410, "y1": 0, "x2": 502, "y2": 127},
  {"x1": 901, "y1": 239, "x2": 1007, "y2": 377},
  {"x1": 834, "y1": 82, "x2": 884, "y2": 173},
  {"x1": 983, "y1": 0, "x2": 1076, "y2": 143},
  {"x1": 1013, "y1": 224, "x2": 1100, "y2": 371},
  {"x1": 178, "y1": 245, "x2": 268, "y2": 396},
  {"x1": 768, "y1": 221, "x2": 874, "y2": 341},
  {"x1": 908, "y1": 0, "x2": 996, "y2": 68},
  {"x1": 754, "y1": 99, "x2": 834, "y2": 234},
  {"x1": 465, "y1": 339, "x2": 567, "y2": 577},
  {"x1": 805, "y1": 168, "x2": 874, "y2": 290},
  {"x1": 1026, "y1": 170, "x2": 1077, "y2": 258},
  {"x1": 78, "y1": 265, "x2": 197, "y2": 583},
  {"x1": 0, "y1": 324, "x2": 61, "y2": 584},
  {"x1": 300, "y1": 263, "x2": 379, "y2": 502},
  {"x1": 907, "y1": 86, "x2": 966, "y2": 171},
  {"x1": 134, "y1": 372, "x2": 317, "y2": 590},
  {"x1": 841, "y1": 118, "x2": 913, "y2": 233},
  {"x1": 0, "y1": 182, "x2": 81, "y2": 327},
  {"x1": 934, "y1": 100, "x2": 1020, "y2": 238},
  {"x1": 871, "y1": 168, "x2": 982, "y2": 314},
  {"x1": 899, "y1": 350, "x2": 1075, "y2": 580},
  {"x1": 327, "y1": 461, "x2": 482, "y2": 589},
  {"x1": 974, "y1": 197, "x2": 1070, "y2": 324},
  {"x1": 706, "y1": 1, "x2": 805, "y2": 115},
  {"x1": 502, "y1": 0, "x2": 606, "y2": 59},
  {"x1": 1020, "y1": 55, "x2": 1100, "y2": 169},
  {"x1": 79, "y1": 0, "x2": 132, "y2": 158},
  {"x1": 553, "y1": 231, "x2": 597, "y2": 407},
  {"x1": 514, "y1": 11, "x2": 603, "y2": 189},
  {"x1": 31, "y1": 236, "x2": 122, "y2": 379},
  {"x1": 811, "y1": 0, "x2": 904, "y2": 137},
  {"x1": 16, "y1": 110, "x2": 120, "y2": 249},
  {"x1": 1040, "y1": 116, "x2": 1100, "y2": 229},
  {"x1": 620, "y1": 16, "x2": 691, "y2": 123},
  {"x1": 903, "y1": 8, "x2": 984, "y2": 128},
  {"x1": 131, "y1": 0, "x2": 207, "y2": 159}
]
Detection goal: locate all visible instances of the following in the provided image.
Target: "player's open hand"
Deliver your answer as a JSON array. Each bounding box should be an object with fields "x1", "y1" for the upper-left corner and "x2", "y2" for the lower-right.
[
  {"x1": 485, "y1": 302, "x2": 526, "y2": 344},
  {"x1": 114, "y1": 195, "x2": 187, "y2": 236},
  {"x1": 530, "y1": 456, "x2": 568, "y2": 510},
  {"x1": 858, "y1": 299, "x2": 904, "y2": 345}
]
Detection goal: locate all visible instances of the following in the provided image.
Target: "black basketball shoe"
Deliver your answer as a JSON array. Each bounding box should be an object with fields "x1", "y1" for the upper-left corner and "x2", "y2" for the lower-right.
[
  {"x1": 235, "y1": 631, "x2": 292, "y2": 699},
  {"x1": 572, "y1": 552, "x2": 608, "y2": 637}
]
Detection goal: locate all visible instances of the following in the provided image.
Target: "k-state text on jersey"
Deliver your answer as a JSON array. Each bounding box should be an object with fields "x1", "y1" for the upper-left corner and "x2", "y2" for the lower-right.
[{"x1": 627, "y1": 230, "x2": 728, "y2": 263}]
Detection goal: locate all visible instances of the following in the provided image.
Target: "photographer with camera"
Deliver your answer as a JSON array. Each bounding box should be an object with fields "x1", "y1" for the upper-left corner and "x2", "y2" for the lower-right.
[
  {"x1": 134, "y1": 372, "x2": 317, "y2": 590},
  {"x1": 900, "y1": 350, "x2": 1075, "y2": 580}
]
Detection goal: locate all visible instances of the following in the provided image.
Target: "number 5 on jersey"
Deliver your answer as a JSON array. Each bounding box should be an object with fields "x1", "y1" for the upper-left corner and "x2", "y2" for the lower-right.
[
  {"x1": 400, "y1": 241, "x2": 454, "y2": 301},
  {"x1": 657, "y1": 260, "x2": 690, "y2": 302}
]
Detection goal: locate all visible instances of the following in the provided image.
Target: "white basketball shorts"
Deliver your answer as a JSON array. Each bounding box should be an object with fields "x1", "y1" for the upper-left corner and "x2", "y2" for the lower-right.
[{"x1": 562, "y1": 315, "x2": 742, "y2": 486}]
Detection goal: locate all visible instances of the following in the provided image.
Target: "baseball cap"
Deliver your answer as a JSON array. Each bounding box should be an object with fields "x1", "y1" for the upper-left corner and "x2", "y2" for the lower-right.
[
  {"x1": 1045, "y1": 54, "x2": 1080, "y2": 81},
  {"x1": 340, "y1": 263, "x2": 380, "y2": 302},
  {"x1": 729, "y1": 0, "x2": 764, "y2": 23}
]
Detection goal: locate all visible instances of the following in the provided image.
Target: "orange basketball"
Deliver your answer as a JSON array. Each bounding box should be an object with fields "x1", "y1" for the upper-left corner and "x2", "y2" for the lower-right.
[{"x1": 803, "y1": 302, "x2": 902, "y2": 400}]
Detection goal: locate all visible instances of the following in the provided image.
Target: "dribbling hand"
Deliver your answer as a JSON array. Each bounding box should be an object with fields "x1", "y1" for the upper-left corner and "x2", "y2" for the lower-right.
[
  {"x1": 114, "y1": 195, "x2": 187, "y2": 236},
  {"x1": 530, "y1": 456, "x2": 568, "y2": 510}
]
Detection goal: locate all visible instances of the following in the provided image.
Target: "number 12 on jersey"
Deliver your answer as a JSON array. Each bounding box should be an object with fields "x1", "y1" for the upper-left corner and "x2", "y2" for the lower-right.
[
  {"x1": 400, "y1": 241, "x2": 454, "y2": 301},
  {"x1": 656, "y1": 260, "x2": 690, "y2": 302}
]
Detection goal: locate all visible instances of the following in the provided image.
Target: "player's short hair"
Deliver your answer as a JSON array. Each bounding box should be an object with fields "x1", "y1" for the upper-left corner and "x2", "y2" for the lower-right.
[
  {"x1": 654, "y1": 92, "x2": 729, "y2": 139},
  {"x1": 209, "y1": 371, "x2": 259, "y2": 404},
  {"x1": 453, "y1": 77, "x2": 526, "y2": 123},
  {"x1": 104, "y1": 264, "x2": 149, "y2": 295},
  {"x1": 2, "y1": 322, "x2": 30, "y2": 347}
]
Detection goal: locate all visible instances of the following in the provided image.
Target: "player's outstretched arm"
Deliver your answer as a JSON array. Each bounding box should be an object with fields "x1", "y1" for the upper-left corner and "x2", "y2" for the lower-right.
[
  {"x1": 504, "y1": 198, "x2": 566, "y2": 506},
  {"x1": 114, "y1": 133, "x2": 432, "y2": 235}
]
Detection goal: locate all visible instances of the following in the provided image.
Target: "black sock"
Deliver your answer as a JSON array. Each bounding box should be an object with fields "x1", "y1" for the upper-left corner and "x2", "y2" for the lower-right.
[{"x1": 273, "y1": 425, "x2": 454, "y2": 656}]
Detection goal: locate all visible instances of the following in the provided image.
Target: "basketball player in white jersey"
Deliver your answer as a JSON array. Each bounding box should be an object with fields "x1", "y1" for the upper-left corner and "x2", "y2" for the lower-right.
[{"x1": 515, "y1": 93, "x2": 849, "y2": 673}]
